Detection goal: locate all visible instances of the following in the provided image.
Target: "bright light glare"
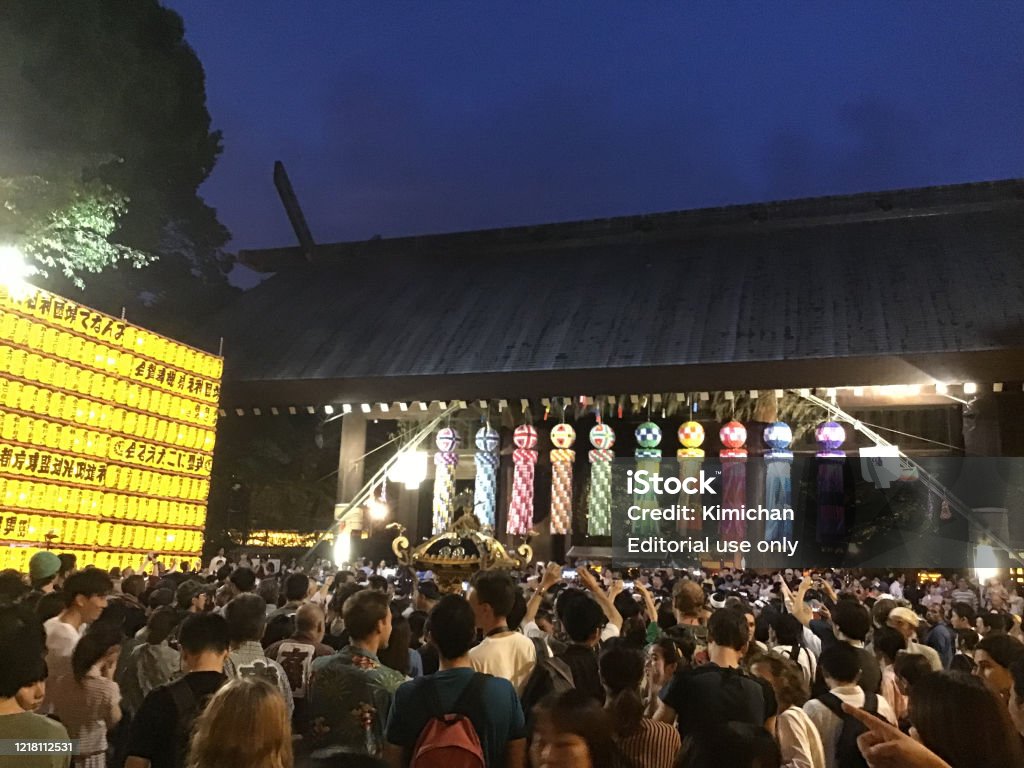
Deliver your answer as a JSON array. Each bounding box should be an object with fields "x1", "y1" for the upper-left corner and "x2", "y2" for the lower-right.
[
  {"x1": 975, "y1": 545, "x2": 1000, "y2": 583},
  {"x1": 964, "y1": 382, "x2": 978, "y2": 395},
  {"x1": 366, "y1": 498, "x2": 390, "y2": 521},
  {"x1": 0, "y1": 245, "x2": 34, "y2": 297},
  {"x1": 388, "y1": 450, "x2": 429, "y2": 489},
  {"x1": 333, "y1": 530, "x2": 351, "y2": 566}
]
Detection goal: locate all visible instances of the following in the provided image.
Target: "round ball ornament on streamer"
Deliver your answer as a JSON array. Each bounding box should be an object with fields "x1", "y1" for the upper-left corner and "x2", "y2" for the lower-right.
[
  {"x1": 551, "y1": 422, "x2": 577, "y2": 449},
  {"x1": 635, "y1": 421, "x2": 662, "y2": 448},
  {"x1": 474, "y1": 425, "x2": 500, "y2": 453},
  {"x1": 678, "y1": 421, "x2": 705, "y2": 450},
  {"x1": 513, "y1": 424, "x2": 538, "y2": 450},
  {"x1": 590, "y1": 422, "x2": 616, "y2": 450},
  {"x1": 436, "y1": 427, "x2": 460, "y2": 453},
  {"x1": 720, "y1": 420, "x2": 748, "y2": 458},
  {"x1": 815, "y1": 420, "x2": 846, "y2": 458},
  {"x1": 764, "y1": 421, "x2": 794, "y2": 457}
]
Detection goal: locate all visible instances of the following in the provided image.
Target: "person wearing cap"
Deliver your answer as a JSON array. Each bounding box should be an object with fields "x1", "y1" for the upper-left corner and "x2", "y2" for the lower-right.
[
  {"x1": 175, "y1": 581, "x2": 208, "y2": 616},
  {"x1": 886, "y1": 606, "x2": 942, "y2": 671},
  {"x1": 27, "y1": 551, "x2": 63, "y2": 601}
]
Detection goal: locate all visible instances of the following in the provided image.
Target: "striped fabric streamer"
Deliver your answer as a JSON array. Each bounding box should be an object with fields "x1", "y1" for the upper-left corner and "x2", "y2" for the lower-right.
[
  {"x1": 633, "y1": 448, "x2": 663, "y2": 535},
  {"x1": 432, "y1": 428, "x2": 460, "y2": 535},
  {"x1": 719, "y1": 421, "x2": 748, "y2": 542},
  {"x1": 764, "y1": 422, "x2": 794, "y2": 542},
  {"x1": 507, "y1": 425, "x2": 538, "y2": 536},
  {"x1": 588, "y1": 449, "x2": 614, "y2": 535},
  {"x1": 550, "y1": 449, "x2": 575, "y2": 534},
  {"x1": 432, "y1": 452, "x2": 458, "y2": 535},
  {"x1": 474, "y1": 426, "x2": 500, "y2": 532}
]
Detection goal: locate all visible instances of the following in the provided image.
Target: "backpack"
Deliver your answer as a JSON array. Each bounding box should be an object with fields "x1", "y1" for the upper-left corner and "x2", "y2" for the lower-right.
[
  {"x1": 816, "y1": 691, "x2": 886, "y2": 768},
  {"x1": 410, "y1": 672, "x2": 488, "y2": 768},
  {"x1": 167, "y1": 679, "x2": 209, "y2": 768},
  {"x1": 519, "y1": 637, "x2": 575, "y2": 719}
]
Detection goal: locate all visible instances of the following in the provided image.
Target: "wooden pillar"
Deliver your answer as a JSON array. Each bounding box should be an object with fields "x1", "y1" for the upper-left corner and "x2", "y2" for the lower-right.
[{"x1": 337, "y1": 414, "x2": 368, "y2": 504}]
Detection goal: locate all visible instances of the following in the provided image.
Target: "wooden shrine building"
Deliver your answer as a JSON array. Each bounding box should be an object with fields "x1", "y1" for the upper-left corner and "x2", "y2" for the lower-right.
[{"x1": 208, "y1": 179, "x2": 1024, "y2": 552}]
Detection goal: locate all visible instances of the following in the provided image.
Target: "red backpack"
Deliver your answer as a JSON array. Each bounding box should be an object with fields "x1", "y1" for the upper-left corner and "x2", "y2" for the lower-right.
[{"x1": 410, "y1": 672, "x2": 488, "y2": 768}]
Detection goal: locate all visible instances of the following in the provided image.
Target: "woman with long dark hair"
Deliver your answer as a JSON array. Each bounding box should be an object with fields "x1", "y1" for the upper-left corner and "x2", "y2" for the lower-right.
[
  {"x1": 50, "y1": 622, "x2": 123, "y2": 768},
  {"x1": 908, "y1": 671, "x2": 1024, "y2": 768},
  {"x1": 644, "y1": 638, "x2": 688, "y2": 717},
  {"x1": 769, "y1": 613, "x2": 816, "y2": 686},
  {"x1": 600, "y1": 645, "x2": 680, "y2": 768},
  {"x1": 531, "y1": 689, "x2": 632, "y2": 768}
]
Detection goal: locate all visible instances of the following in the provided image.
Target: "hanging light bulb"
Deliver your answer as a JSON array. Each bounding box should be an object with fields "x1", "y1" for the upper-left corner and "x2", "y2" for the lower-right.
[{"x1": 387, "y1": 449, "x2": 428, "y2": 489}]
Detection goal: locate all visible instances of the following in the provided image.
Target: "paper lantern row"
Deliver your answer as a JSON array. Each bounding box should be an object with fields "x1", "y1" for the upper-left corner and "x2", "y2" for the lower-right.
[
  {"x1": 0, "y1": 478, "x2": 206, "y2": 526},
  {"x1": 0, "y1": 512, "x2": 203, "y2": 553},
  {"x1": 0, "y1": 547, "x2": 190, "y2": 573},
  {"x1": 1, "y1": 346, "x2": 220, "y2": 426},
  {"x1": 2, "y1": 388, "x2": 216, "y2": 447},
  {"x1": 0, "y1": 456, "x2": 211, "y2": 502},
  {"x1": 0, "y1": 414, "x2": 213, "y2": 471},
  {"x1": 0, "y1": 303, "x2": 222, "y2": 379}
]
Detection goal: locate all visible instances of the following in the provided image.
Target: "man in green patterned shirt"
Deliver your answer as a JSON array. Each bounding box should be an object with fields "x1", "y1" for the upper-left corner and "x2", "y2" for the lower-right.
[{"x1": 308, "y1": 589, "x2": 404, "y2": 759}]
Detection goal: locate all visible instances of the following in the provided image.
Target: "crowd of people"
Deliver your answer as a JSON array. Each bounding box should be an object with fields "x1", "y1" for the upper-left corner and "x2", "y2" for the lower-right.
[{"x1": 2, "y1": 550, "x2": 1024, "y2": 768}]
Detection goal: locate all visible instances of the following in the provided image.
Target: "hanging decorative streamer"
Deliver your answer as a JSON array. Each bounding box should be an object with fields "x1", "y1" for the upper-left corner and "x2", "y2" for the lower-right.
[
  {"x1": 432, "y1": 427, "x2": 460, "y2": 535},
  {"x1": 719, "y1": 421, "x2": 748, "y2": 541},
  {"x1": 550, "y1": 423, "x2": 576, "y2": 534},
  {"x1": 677, "y1": 421, "x2": 705, "y2": 534},
  {"x1": 815, "y1": 421, "x2": 847, "y2": 546},
  {"x1": 507, "y1": 424, "x2": 538, "y2": 535},
  {"x1": 763, "y1": 421, "x2": 794, "y2": 542},
  {"x1": 588, "y1": 423, "x2": 615, "y2": 535},
  {"x1": 474, "y1": 425, "x2": 500, "y2": 533},
  {"x1": 634, "y1": 421, "x2": 662, "y2": 535}
]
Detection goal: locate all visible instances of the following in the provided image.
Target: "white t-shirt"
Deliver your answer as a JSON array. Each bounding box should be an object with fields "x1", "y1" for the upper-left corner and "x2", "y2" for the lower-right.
[
  {"x1": 889, "y1": 581, "x2": 904, "y2": 599},
  {"x1": 468, "y1": 631, "x2": 536, "y2": 693},
  {"x1": 42, "y1": 616, "x2": 83, "y2": 712},
  {"x1": 803, "y1": 685, "x2": 896, "y2": 768},
  {"x1": 775, "y1": 705, "x2": 827, "y2": 768},
  {"x1": 771, "y1": 644, "x2": 817, "y2": 685}
]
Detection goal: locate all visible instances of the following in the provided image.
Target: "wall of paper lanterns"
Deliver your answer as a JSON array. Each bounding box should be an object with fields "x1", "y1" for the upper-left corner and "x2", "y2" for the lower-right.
[{"x1": 0, "y1": 285, "x2": 222, "y2": 570}]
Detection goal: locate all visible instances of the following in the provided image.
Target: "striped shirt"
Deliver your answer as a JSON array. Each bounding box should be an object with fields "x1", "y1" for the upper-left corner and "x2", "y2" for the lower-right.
[{"x1": 616, "y1": 718, "x2": 681, "y2": 768}]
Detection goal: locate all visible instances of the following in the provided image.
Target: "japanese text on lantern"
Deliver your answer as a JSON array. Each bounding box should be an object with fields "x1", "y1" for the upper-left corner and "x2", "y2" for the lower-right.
[{"x1": 0, "y1": 285, "x2": 223, "y2": 571}]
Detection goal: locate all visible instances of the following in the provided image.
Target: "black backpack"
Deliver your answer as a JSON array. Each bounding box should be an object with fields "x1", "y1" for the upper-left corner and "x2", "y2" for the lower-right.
[
  {"x1": 816, "y1": 691, "x2": 885, "y2": 768},
  {"x1": 519, "y1": 637, "x2": 574, "y2": 721}
]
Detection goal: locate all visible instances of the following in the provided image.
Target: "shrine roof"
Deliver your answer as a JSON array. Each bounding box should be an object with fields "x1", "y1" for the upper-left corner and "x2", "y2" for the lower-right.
[{"x1": 213, "y1": 178, "x2": 1024, "y2": 406}]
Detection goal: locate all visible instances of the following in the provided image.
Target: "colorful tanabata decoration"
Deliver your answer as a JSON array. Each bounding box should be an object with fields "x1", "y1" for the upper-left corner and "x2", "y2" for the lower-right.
[
  {"x1": 633, "y1": 421, "x2": 662, "y2": 535},
  {"x1": 432, "y1": 427, "x2": 460, "y2": 534},
  {"x1": 588, "y1": 423, "x2": 615, "y2": 536},
  {"x1": 550, "y1": 423, "x2": 576, "y2": 535},
  {"x1": 507, "y1": 424, "x2": 538, "y2": 535},
  {"x1": 719, "y1": 420, "x2": 748, "y2": 541},
  {"x1": 815, "y1": 420, "x2": 847, "y2": 546},
  {"x1": 474, "y1": 425, "x2": 500, "y2": 532},
  {"x1": 677, "y1": 421, "x2": 705, "y2": 533},
  {"x1": 763, "y1": 421, "x2": 794, "y2": 542}
]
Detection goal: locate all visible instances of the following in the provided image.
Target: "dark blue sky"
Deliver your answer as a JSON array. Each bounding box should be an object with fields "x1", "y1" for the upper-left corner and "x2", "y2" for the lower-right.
[{"x1": 166, "y1": 1, "x2": 1024, "y2": 266}]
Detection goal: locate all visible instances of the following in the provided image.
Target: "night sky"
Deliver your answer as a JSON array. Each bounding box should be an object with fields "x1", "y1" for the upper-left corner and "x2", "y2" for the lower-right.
[{"x1": 165, "y1": 2, "x2": 1024, "y2": 278}]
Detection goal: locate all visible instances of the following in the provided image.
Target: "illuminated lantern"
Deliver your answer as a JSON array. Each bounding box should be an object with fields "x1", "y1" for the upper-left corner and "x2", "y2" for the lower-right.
[
  {"x1": 764, "y1": 422, "x2": 794, "y2": 543},
  {"x1": 588, "y1": 423, "x2": 615, "y2": 536},
  {"x1": 719, "y1": 420, "x2": 748, "y2": 542},
  {"x1": 431, "y1": 427, "x2": 460, "y2": 534},
  {"x1": 549, "y1": 423, "x2": 576, "y2": 535},
  {"x1": 507, "y1": 425, "x2": 538, "y2": 535},
  {"x1": 473, "y1": 425, "x2": 500, "y2": 532},
  {"x1": 677, "y1": 421, "x2": 706, "y2": 534}
]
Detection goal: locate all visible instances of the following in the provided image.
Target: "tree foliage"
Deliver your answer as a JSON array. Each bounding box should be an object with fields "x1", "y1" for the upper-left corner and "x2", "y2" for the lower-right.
[{"x1": 0, "y1": 0, "x2": 236, "y2": 341}]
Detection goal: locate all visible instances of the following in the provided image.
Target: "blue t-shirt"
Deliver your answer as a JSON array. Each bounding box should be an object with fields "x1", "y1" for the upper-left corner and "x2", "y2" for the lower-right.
[{"x1": 385, "y1": 668, "x2": 527, "y2": 768}]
